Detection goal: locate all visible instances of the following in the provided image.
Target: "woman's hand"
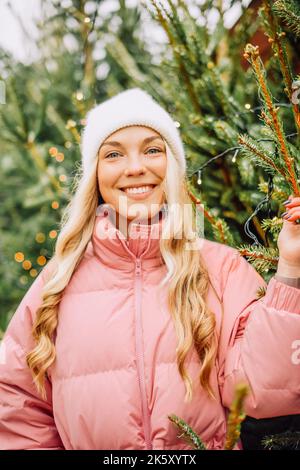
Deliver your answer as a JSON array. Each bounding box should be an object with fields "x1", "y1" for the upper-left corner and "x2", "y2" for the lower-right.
[{"x1": 277, "y1": 195, "x2": 300, "y2": 277}]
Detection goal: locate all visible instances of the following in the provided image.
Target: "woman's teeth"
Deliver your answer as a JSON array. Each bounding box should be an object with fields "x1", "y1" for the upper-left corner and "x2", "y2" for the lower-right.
[{"x1": 123, "y1": 186, "x2": 154, "y2": 194}]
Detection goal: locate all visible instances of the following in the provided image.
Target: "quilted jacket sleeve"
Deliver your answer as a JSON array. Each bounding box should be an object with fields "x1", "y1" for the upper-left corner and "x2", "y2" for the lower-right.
[
  {"x1": 219, "y1": 250, "x2": 300, "y2": 419},
  {"x1": 0, "y1": 269, "x2": 64, "y2": 450}
]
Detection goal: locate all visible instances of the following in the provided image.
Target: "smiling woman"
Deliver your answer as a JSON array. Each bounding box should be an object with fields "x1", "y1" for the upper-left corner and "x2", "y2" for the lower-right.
[
  {"x1": 97, "y1": 126, "x2": 168, "y2": 231},
  {"x1": 1, "y1": 87, "x2": 300, "y2": 451}
]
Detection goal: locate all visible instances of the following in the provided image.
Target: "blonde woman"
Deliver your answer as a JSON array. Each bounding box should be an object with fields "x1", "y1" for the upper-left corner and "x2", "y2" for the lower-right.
[{"x1": 0, "y1": 88, "x2": 300, "y2": 451}]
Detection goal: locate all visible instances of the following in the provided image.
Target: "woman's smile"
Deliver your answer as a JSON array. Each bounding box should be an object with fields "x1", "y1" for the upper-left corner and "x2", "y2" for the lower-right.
[{"x1": 119, "y1": 184, "x2": 158, "y2": 200}]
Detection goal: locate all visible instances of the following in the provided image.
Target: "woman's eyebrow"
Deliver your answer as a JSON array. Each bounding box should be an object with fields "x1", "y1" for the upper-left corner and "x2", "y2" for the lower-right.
[{"x1": 101, "y1": 136, "x2": 164, "y2": 148}]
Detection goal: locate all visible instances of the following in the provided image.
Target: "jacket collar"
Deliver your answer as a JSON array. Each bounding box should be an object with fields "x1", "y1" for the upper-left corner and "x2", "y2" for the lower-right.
[{"x1": 91, "y1": 207, "x2": 167, "y2": 270}]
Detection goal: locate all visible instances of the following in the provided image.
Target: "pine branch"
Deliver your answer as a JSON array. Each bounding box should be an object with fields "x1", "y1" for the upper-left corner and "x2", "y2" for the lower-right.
[
  {"x1": 260, "y1": 216, "x2": 283, "y2": 238},
  {"x1": 273, "y1": 0, "x2": 300, "y2": 39},
  {"x1": 262, "y1": 431, "x2": 300, "y2": 450},
  {"x1": 243, "y1": 44, "x2": 300, "y2": 197},
  {"x1": 258, "y1": 179, "x2": 290, "y2": 203},
  {"x1": 261, "y1": 0, "x2": 300, "y2": 132},
  {"x1": 238, "y1": 134, "x2": 286, "y2": 177},
  {"x1": 188, "y1": 188, "x2": 234, "y2": 245},
  {"x1": 105, "y1": 36, "x2": 148, "y2": 84},
  {"x1": 256, "y1": 285, "x2": 267, "y2": 298},
  {"x1": 168, "y1": 384, "x2": 249, "y2": 450},
  {"x1": 168, "y1": 414, "x2": 207, "y2": 450},
  {"x1": 238, "y1": 245, "x2": 279, "y2": 273},
  {"x1": 224, "y1": 383, "x2": 249, "y2": 450},
  {"x1": 146, "y1": 1, "x2": 201, "y2": 115}
]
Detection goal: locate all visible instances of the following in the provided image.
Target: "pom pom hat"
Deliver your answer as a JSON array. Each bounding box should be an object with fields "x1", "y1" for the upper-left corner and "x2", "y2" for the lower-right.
[{"x1": 80, "y1": 87, "x2": 186, "y2": 175}]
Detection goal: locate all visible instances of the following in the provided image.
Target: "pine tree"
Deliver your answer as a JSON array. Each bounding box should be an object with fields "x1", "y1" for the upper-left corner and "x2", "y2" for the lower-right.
[
  {"x1": 273, "y1": 0, "x2": 300, "y2": 39},
  {"x1": 0, "y1": 0, "x2": 154, "y2": 334},
  {"x1": 135, "y1": 0, "x2": 300, "y2": 277},
  {"x1": 137, "y1": 0, "x2": 299, "y2": 451}
]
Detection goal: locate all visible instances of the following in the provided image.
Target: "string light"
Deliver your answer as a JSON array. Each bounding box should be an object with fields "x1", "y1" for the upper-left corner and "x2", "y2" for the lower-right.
[
  {"x1": 22, "y1": 260, "x2": 32, "y2": 270},
  {"x1": 37, "y1": 256, "x2": 47, "y2": 266},
  {"x1": 49, "y1": 147, "x2": 58, "y2": 157},
  {"x1": 59, "y1": 174, "x2": 67, "y2": 182},
  {"x1": 232, "y1": 149, "x2": 239, "y2": 163},
  {"x1": 76, "y1": 90, "x2": 84, "y2": 101},
  {"x1": 19, "y1": 276, "x2": 28, "y2": 285},
  {"x1": 49, "y1": 230, "x2": 57, "y2": 239},
  {"x1": 35, "y1": 233, "x2": 46, "y2": 243},
  {"x1": 197, "y1": 170, "x2": 202, "y2": 185},
  {"x1": 56, "y1": 153, "x2": 64, "y2": 162},
  {"x1": 189, "y1": 133, "x2": 297, "y2": 180},
  {"x1": 14, "y1": 252, "x2": 24, "y2": 263},
  {"x1": 66, "y1": 119, "x2": 76, "y2": 130},
  {"x1": 30, "y1": 269, "x2": 38, "y2": 277},
  {"x1": 51, "y1": 201, "x2": 59, "y2": 209},
  {"x1": 245, "y1": 103, "x2": 251, "y2": 110}
]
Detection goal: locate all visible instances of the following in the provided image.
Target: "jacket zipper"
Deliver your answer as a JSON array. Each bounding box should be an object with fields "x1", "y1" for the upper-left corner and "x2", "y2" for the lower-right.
[{"x1": 134, "y1": 258, "x2": 152, "y2": 450}]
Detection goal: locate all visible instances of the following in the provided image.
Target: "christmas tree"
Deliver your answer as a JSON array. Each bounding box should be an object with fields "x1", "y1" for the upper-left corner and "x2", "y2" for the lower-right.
[
  {"x1": 142, "y1": 0, "x2": 300, "y2": 450},
  {"x1": 0, "y1": 0, "x2": 155, "y2": 334}
]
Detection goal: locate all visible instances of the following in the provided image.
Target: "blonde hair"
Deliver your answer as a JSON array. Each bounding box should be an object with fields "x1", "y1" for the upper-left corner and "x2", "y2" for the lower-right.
[{"x1": 26, "y1": 142, "x2": 217, "y2": 402}]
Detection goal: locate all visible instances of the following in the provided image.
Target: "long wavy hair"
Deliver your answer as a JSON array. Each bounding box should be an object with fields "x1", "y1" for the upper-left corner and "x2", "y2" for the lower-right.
[{"x1": 26, "y1": 140, "x2": 218, "y2": 402}]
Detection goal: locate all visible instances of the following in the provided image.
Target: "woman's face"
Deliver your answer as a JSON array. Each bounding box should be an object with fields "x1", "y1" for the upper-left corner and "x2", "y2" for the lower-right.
[{"x1": 97, "y1": 125, "x2": 167, "y2": 224}]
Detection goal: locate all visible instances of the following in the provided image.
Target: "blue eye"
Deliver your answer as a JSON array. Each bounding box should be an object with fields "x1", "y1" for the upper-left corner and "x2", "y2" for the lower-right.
[
  {"x1": 105, "y1": 152, "x2": 120, "y2": 159},
  {"x1": 105, "y1": 148, "x2": 162, "y2": 159},
  {"x1": 146, "y1": 148, "x2": 161, "y2": 154}
]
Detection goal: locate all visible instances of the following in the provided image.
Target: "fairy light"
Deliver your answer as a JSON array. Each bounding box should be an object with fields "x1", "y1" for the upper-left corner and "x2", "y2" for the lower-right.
[
  {"x1": 245, "y1": 103, "x2": 251, "y2": 110},
  {"x1": 76, "y1": 90, "x2": 84, "y2": 101},
  {"x1": 14, "y1": 252, "x2": 24, "y2": 263},
  {"x1": 37, "y1": 255, "x2": 47, "y2": 266},
  {"x1": 49, "y1": 147, "x2": 58, "y2": 157},
  {"x1": 56, "y1": 153, "x2": 64, "y2": 162},
  {"x1": 59, "y1": 174, "x2": 67, "y2": 182},
  {"x1": 51, "y1": 201, "x2": 59, "y2": 210},
  {"x1": 66, "y1": 119, "x2": 76, "y2": 130},
  {"x1": 29, "y1": 269, "x2": 38, "y2": 277},
  {"x1": 49, "y1": 230, "x2": 57, "y2": 239},
  {"x1": 22, "y1": 260, "x2": 32, "y2": 270},
  {"x1": 232, "y1": 149, "x2": 239, "y2": 163},
  {"x1": 35, "y1": 232, "x2": 46, "y2": 243},
  {"x1": 197, "y1": 170, "x2": 202, "y2": 185},
  {"x1": 20, "y1": 276, "x2": 28, "y2": 285}
]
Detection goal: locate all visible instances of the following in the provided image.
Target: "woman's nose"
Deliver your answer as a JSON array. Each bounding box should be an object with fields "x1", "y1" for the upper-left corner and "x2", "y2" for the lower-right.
[{"x1": 124, "y1": 160, "x2": 146, "y2": 176}]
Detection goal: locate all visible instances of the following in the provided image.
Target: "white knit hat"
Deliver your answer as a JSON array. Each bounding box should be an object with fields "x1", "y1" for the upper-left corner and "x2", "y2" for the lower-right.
[{"x1": 80, "y1": 87, "x2": 186, "y2": 175}]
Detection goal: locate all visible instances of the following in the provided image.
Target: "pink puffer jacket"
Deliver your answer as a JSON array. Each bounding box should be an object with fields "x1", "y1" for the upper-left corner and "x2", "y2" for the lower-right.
[{"x1": 0, "y1": 212, "x2": 300, "y2": 450}]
